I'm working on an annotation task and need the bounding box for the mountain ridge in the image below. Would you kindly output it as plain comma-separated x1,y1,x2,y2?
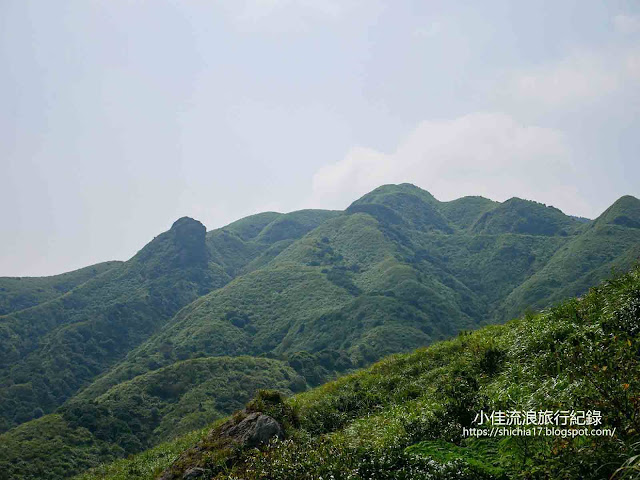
1,184,639,479
73,265,640,480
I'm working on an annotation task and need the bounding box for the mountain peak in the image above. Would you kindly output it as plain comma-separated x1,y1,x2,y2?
348,183,451,232
171,216,206,232
471,197,579,236
168,217,207,252
594,195,640,229
132,217,208,276
355,183,438,204
608,195,640,212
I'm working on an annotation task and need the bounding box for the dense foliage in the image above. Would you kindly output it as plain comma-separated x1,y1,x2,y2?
0,357,305,480
0,211,336,434
0,218,222,432
0,261,121,316
1,184,640,479
77,265,640,480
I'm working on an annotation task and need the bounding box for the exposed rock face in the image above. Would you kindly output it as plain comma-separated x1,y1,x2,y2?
169,217,208,267
216,412,284,448
158,412,284,480
132,216,210,281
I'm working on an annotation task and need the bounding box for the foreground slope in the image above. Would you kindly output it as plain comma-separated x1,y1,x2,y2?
77,265,640,480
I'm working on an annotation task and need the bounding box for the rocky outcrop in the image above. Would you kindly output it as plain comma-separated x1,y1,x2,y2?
158,412,284,480
216,412,284,448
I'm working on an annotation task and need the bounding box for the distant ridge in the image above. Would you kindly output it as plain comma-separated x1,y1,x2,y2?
593,194,640,229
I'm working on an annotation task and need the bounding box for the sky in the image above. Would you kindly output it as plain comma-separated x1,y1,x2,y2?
1,0,639,276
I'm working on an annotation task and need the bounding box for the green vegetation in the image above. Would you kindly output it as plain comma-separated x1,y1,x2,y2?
594,195,640,230
78,265,640,479
437,195,499,230
0,261,121,316
0,218,223,432
0,414,122,480
0,357,302,480
64,356,303,445
498,202,640,320
471,197,586,236
0,211,336,435
206,209,340,278
1,184,640,479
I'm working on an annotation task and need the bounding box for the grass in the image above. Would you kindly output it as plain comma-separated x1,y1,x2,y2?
72,428,208,480
76,265,640,480
0,261,121,316
3,184,640,480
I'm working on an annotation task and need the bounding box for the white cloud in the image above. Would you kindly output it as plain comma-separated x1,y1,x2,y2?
614,14,640,34
309,113,594,217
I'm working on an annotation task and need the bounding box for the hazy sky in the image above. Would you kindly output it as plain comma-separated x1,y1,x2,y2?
2,0,639,276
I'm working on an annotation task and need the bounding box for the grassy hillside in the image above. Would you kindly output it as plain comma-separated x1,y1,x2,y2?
498,196,640,320
437,196,499,230
64,356,303,445
73,265,640,480
594,195,640,230
0,211,336,435
471,197,585,236
205,209,340,278
0,261,121,316
349,184,453,232
0,218,223,432
74,206,489,405
0,357,303,480
2,184,639,479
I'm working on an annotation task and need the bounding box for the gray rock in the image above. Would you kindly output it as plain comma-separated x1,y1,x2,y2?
218,412,284,448
157,412,284,480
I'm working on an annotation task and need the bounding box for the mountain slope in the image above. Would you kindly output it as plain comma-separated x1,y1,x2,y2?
0,210,339,435
497,196,640,319
75,265,640,480
205,209,339,278
593,194,640,229
471,197,585,236
0,357,301,480
438,195,499,230
0,218,223,431
75,208,482,406
0,261,121,316
1,185,639,480
348,183,453,232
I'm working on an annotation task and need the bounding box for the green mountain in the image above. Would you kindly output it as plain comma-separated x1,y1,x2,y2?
594,195,640,229
0,184,639,479
497,195,640,319
75,264,640,480
470,197,582,236
0,210,337,434
0,217,222,432
0,261,121,316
